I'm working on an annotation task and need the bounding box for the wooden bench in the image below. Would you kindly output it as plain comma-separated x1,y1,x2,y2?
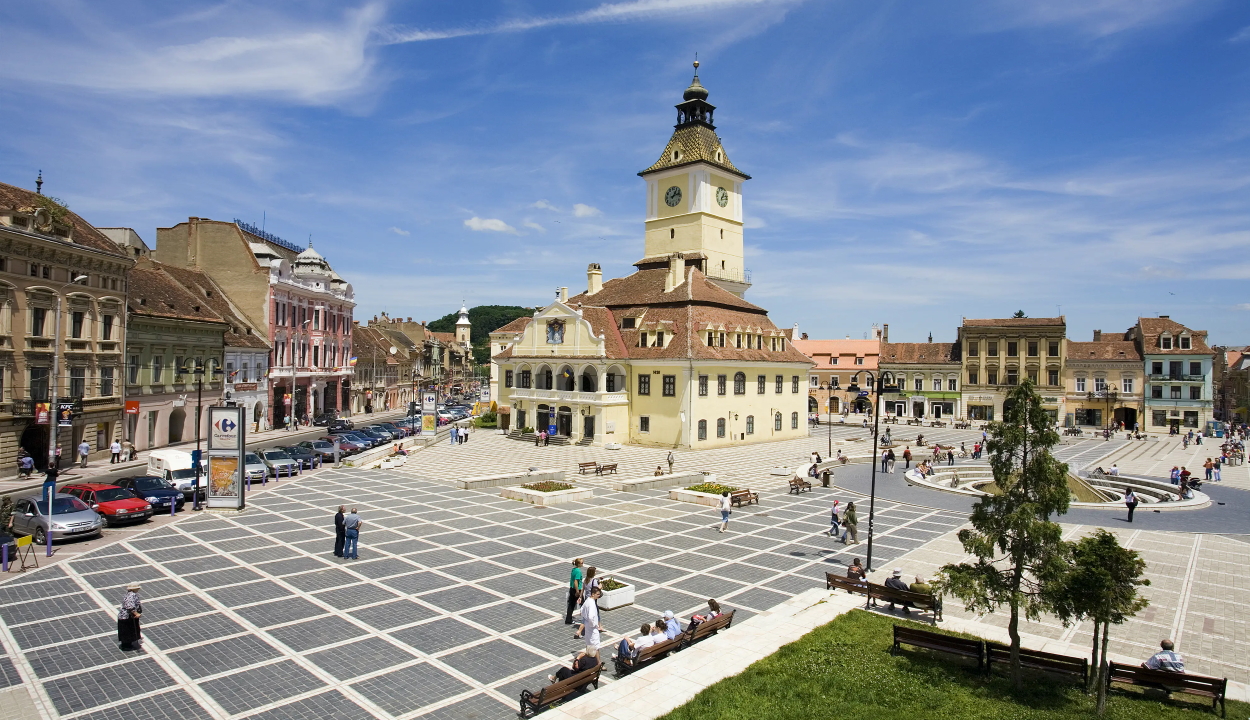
866,582,942,625
891,625,983,669
986,642,1087,684
683,610,734,647
730,489,758,507
788,478,812,494
1106,662,1227,717
613,634,682,676
519,661,602,717
826,572,869,595
595,463,618,475
577,462,599,474
906,419,922,425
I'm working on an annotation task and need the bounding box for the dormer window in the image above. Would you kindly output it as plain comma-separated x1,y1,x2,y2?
621,317,636,329
1179,335,1191,349
639,332,648,348
706,331,714,346
1160,333,1172,350
654,331,665,347
671,149,682,162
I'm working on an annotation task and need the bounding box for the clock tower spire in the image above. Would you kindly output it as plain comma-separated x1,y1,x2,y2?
638,62,751,296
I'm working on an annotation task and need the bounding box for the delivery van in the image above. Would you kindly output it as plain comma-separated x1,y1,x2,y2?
146,448,205,500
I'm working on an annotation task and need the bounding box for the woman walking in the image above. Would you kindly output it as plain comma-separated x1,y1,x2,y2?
117,584,143,650
565,558,583,625
840,501,859,544
718,491,732,533
1124,488,1138,523
826,500,842,537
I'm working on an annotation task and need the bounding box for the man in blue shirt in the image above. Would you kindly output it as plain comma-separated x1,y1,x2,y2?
1143,639,1184,672
662,611,681,639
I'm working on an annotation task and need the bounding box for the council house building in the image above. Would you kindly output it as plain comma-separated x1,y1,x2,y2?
492,64,812,448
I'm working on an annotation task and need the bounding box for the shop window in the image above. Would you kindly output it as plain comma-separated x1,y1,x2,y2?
1183,411,1198,428
1151,410,1167,426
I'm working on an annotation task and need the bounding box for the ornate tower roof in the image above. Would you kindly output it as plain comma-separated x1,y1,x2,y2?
456,304,471,326
639,61,748,179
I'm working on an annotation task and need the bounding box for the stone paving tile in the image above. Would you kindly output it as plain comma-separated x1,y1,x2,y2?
347,557,423,579
42,657,174,714
438,639,549,684
351,661,473,716
141,592,217,620
267,615,364,653
419,585,505,613
725,586,792,612
442,561,514,582
379,571,459,595
281,569,358,593
74,689,215,720
25,636,138,678
633,586,706,615
252,556,335,576
460,601,554,633
349,599,440,631
82,576,186,600
411,693,515,720
181,566,265,589
0,656,21,688
0,578,83,605
237,597,328,628
147,612,248,650
199,659,326,715
9,610,116,650
68,553,149,575
238,689,367,720
0,593,97,625
167,634,284,679
390,618,491,655
206,580,294,607
477,572,555,598
409,548,477,568
312,583,400,609
306,635,420,680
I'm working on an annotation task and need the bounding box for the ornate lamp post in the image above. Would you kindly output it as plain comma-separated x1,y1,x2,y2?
1087,387,1120,430
179,359,224,510
819,379,840,457
847,370,898,571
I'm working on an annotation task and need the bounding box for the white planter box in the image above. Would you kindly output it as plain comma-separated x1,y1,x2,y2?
668,488,727,508
501,485,593,506
604,442,622,450
599,583,635,610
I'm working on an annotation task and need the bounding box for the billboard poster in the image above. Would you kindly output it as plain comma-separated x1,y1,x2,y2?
34,403,50,425
422,413,436,434
207,406,246,510
208,456,240,498
421,391,437,436
124,400,140,415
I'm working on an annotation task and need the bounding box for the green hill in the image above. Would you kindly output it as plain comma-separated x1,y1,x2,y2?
427,305,534,365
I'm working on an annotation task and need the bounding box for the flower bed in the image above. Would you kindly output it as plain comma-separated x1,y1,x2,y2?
686,482,738,495
521,481,575,492
599,577,635,610
601,577,627,591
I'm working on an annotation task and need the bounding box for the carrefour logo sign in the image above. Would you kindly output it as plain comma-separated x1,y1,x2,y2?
210,411,242,449
215,418,237,433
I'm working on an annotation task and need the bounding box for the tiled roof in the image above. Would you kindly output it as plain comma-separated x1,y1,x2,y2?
791,339,880,367
0,181,129,257
639,124,749,179
429,331,458,343
963,317,1065,328
1066,341,1141,362
1135,317,1212,355
568,264,764,312
128,263,228,328
878,342,961,364
158,265,270,349
492,317,533,334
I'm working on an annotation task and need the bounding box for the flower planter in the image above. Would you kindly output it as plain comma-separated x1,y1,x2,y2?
501,485,594,506
599,583,635,610
668,488,726,507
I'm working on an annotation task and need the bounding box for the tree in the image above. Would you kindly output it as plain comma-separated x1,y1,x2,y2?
1012,310,1027,318
1047,529,1149,714
935,380,1070,687
427,305,535,365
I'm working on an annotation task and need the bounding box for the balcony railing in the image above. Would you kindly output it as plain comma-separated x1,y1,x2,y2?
1149,374,1205,382
508,388,628,405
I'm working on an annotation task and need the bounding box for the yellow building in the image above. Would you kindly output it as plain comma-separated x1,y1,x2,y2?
1062,333,1143,429
959,317,1067,422
492,65,812,448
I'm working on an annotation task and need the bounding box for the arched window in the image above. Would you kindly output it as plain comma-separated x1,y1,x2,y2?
791,412,799,429
745,415,754,434
774,412,782,431
733,372,746,395
698,419,707,440
716,418,726,438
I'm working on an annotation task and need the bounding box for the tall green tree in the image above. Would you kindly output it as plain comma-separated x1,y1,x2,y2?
427,305,535,365
1048,529,1149,714
935,380,1070,687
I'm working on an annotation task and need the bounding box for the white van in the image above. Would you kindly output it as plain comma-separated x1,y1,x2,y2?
146,448,205,500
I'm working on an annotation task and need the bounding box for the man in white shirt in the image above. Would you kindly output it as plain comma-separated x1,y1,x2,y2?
110,440,122,464
580,587,602,657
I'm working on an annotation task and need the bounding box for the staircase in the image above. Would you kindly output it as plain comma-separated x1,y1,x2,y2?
506,431,570,446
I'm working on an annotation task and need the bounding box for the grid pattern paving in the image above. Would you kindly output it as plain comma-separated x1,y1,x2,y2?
0,435,968,720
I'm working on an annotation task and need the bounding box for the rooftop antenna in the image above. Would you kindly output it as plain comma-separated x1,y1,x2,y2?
35,170,43,195
262,210,266,233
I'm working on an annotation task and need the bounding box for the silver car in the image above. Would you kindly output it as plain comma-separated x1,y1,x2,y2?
242,452,268,483
260,449,301,478
10,493,102,543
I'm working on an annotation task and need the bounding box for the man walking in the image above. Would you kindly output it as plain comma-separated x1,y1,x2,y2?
579,587,603,658
110,440,122,464
333,506,346,558
903,446,911,469
880,448,890,474
840,501,859,544
342,507,362,559
666,451,675,474
77,440,91,468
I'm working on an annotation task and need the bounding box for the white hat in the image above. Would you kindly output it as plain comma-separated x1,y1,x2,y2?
663,610,675,619
892,568,903,576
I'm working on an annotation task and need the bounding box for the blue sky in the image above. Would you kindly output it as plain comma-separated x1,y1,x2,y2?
2,0,1248,345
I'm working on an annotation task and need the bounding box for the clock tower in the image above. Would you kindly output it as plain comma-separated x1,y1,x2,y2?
639,62,751,296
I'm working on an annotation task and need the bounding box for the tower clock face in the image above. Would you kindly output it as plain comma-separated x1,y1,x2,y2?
715,187,729,207
664,186,682,207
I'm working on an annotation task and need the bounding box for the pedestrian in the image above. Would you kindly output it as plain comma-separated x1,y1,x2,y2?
880,448,889,473
1213,457,1222,482
1124,488,1138,523
718,491,731,533
947,449,954,466
667,451,675,474
535,431,541,447
826,500,842,537
580,566,600,606
0,496,14,537
840,501,859,544
110,440,122,464
77,440,90,468
333,505,346,558
17,454,33,479
342,507,362,559
886,448,896,474
544,430,550,446
122,439,133,461
117,584,143,650
450,427,458,445
54,446,61,469
1179,467,1191,486
565,558,584,625
846,557,866,589
1203,458,1213,481
579,587,603,657
903,446,912,469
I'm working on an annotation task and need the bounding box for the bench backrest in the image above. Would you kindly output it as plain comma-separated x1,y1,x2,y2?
894,625,983,655
579,462,598,468
1107,662,1227,695
687,610,734,643
826,572,868,594
536,662,602,705
867,582,937,606
637,636,682,662
986,642,1086,675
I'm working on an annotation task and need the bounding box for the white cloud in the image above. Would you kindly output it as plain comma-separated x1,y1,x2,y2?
1231,25,1250,43
981,0,1208,38
743,215,767,229
389,227,410,236
1236,303,1250,311
573,203,602,217
531,200,560,211
523,221,547,232
464,217,518,233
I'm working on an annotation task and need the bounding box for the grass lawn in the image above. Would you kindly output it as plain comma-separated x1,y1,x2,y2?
660,609,1244,720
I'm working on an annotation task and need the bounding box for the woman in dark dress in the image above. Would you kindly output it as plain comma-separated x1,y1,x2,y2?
117,584,143,650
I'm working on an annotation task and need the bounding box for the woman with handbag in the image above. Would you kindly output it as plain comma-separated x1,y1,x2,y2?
718,491,732,533
117,584,143,650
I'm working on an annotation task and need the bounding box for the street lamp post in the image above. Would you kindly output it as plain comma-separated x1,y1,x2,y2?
45,274,88,555
847,370,898,572
1087,387,1120,434
180,360,224,510
820,379,840,457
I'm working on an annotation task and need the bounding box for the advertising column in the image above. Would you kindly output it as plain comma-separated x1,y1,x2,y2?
207,406,246,510
421,391,437,436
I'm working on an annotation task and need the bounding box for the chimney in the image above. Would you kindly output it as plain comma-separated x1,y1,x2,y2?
664,253,684,293
558,287,569,302
871,324,880,340
1159,314,1170,319
587,263,602,295
882,323,889,343
801,332,809,340
1092,329,1102,341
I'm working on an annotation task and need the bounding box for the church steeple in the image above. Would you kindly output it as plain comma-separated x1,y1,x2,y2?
676,61,715,128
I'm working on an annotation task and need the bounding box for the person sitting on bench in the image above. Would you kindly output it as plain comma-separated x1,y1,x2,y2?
661,610,682,639
615,623,655,666
1142,639,1185,673
548,649,598,684
654,466,664,476
885,568,913,614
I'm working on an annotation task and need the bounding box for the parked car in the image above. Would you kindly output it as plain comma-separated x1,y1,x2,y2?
113,476,185,512
366,425,396,441
312,412,339,426
9,494,102,543
147,448,205,500
280,445,317,468
242,453,268,483
318,435,363,454
356,428,387,444
341,430,380,448
328,419,354,432
260,449,301,477
60,484,153,528
297,440,339,461
378,422,409,438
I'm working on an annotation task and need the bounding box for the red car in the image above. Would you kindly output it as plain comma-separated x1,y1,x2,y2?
61,483,153,527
